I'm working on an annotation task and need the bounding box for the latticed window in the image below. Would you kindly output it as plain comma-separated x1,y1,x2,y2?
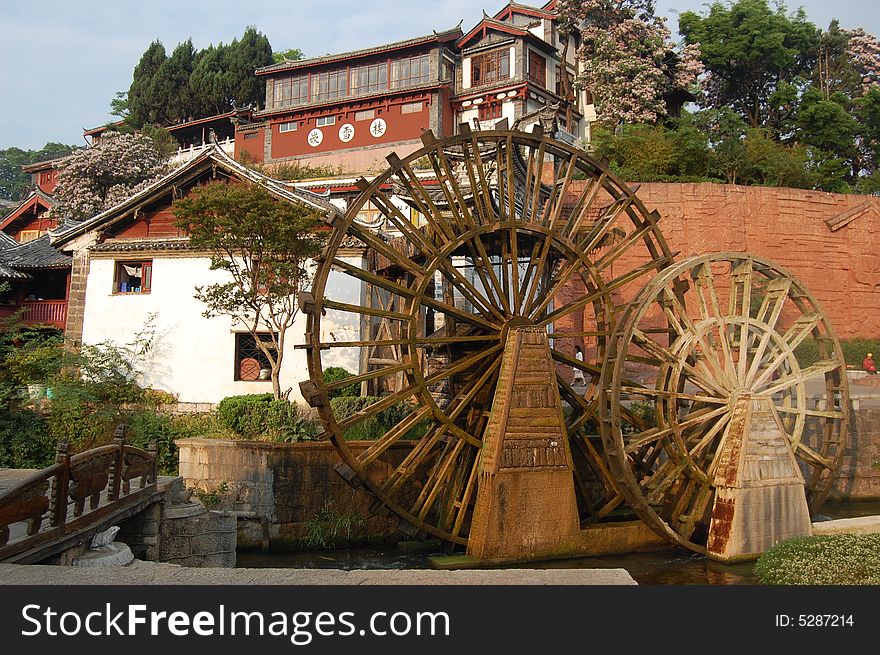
234,332,277,381
350,62,388,95
391,54,431,89
478,102,503,121
274,76,309,107
528,50,546,87
471,49,510,86
312,70,347,102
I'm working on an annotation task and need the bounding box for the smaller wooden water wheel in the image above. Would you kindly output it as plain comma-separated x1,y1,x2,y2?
599,253,849,553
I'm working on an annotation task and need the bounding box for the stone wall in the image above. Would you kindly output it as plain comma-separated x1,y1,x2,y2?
612,182,880,340
178,424,880,552
117,477,237,567
829,408,880,501
176,439,409,549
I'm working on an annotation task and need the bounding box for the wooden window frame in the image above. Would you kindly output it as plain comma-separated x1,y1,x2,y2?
470,49,510,87
390,53,431,89
478,102,503,121
113,259,152,295
528,50,546,87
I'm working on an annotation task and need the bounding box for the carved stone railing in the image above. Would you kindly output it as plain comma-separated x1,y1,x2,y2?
0,425,157,561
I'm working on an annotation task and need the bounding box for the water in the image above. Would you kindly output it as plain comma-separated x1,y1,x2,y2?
236,501,880,585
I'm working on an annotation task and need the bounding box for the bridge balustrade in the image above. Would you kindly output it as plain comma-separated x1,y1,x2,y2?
0,425,157,561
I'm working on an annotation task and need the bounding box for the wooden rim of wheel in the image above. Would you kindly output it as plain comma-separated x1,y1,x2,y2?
303,125,675,544
599,253,849,553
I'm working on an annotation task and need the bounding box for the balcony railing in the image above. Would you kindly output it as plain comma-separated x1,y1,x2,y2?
0,300,68,329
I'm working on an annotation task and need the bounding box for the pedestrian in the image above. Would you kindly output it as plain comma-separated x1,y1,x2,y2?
864,352,877,375
573,345,586,386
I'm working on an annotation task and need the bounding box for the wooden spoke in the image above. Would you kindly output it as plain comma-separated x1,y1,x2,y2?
356,406,434,466
537,256,673,327
424,343,504,386
327,362,412,391
600,253,848,554
309,129,678,546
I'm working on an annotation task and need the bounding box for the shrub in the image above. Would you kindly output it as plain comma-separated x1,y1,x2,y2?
330,395,424,440
0,409,54,469
216,393,320,441
126,409,176,475
755,534,880,585
323,366,358,399
217,393,274,437
795,337,880,369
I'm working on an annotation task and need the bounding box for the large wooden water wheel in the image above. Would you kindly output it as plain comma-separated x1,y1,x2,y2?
300,125,675,545
598,253,849,553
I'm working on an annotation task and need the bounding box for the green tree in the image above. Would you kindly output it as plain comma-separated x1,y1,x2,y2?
856,85,880,173
795,86,859,190
815,20,863,100
0,143,78,201
272,48,304,64
226,27,274,108
189,44,231,117
150,39,198,124
127,40,168,127
173,182,325,399
680,0,819,130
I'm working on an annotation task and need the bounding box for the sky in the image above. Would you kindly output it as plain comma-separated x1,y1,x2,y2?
0,0,877,151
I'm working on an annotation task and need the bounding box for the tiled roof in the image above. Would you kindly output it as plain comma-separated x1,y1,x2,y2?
2,235,71,269
256,27,462,75
91,238,194,252
51,143,337,247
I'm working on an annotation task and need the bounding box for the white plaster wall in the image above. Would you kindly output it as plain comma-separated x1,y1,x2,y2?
460,107,479,126
81,254,362,405
502,99,516,124
462,58,471,89
529,20,544,41
509,46,516,78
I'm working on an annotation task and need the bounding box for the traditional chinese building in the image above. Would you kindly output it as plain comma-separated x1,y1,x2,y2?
232,2,591,174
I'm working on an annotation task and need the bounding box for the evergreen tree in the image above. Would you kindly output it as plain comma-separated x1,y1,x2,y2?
150,39,197,124
127,40,167,127
226,27,274,109
189,44,231,117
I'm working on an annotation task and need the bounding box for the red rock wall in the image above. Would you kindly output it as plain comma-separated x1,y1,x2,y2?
600,182,880,339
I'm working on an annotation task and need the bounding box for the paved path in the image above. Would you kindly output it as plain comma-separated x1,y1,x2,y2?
0,561,636,585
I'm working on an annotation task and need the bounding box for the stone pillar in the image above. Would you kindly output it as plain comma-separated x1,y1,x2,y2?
707,395,812,562
467,327,580,561
64,249,90,347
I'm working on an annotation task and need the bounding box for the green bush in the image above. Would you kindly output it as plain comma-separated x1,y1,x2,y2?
126,409,176,475
217,393,274,437
323,366,358,399
755,534,880,585
330,395,425,440
217,393,320,441
0,409,54,469
795,338,880,369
